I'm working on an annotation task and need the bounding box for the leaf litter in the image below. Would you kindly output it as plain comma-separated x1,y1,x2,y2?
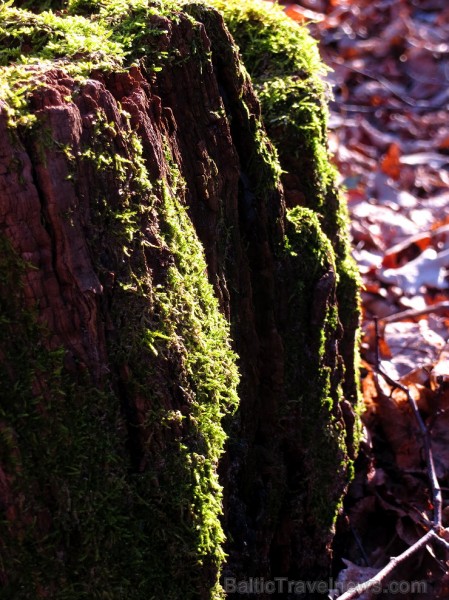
266,0,449,595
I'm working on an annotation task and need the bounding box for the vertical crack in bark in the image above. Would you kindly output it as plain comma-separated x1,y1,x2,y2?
0,2,359,596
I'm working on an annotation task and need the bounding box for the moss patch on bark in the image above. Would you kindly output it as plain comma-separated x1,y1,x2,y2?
0,0,360,596
0,108,239,599
208,0,361,409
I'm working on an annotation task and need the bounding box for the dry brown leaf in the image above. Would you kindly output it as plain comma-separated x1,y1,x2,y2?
381,143,402,180
283,3,325,22
333,560,381,600
382,320,446,378
430,342,449,391
379,248,449,295
382,233,431,269
371,381,422,471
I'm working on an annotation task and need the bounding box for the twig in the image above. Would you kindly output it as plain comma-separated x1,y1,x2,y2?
342,320,448,600
373,319,442,527
334,529,449,600
373,316,380,372
381,301,449,325
377,364,442,527
350,523,371,567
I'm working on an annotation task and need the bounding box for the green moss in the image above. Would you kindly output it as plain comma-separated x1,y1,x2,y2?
0,91,238,600
154,152,240,566
1,0,184,126
79,109,239,596
185,0,284,255
184,0,360,544
1,0,193,73
0,5,123,67
210,0,361,407
206,0,325,79
205,0,331,202
0,236,148,598
205,0,329,200
258,76,334,205
1,0,361,589
283,207,349,529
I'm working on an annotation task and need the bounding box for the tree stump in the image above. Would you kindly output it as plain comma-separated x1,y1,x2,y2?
0,1,360,597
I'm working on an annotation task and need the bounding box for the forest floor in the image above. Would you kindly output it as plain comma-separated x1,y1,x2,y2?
274,0,449,596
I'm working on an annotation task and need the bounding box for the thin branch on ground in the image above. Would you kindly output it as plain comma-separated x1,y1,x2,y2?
374,318,442,527
335,319,448,599
350,524,371,567
334,529,449,600
381,301,449,325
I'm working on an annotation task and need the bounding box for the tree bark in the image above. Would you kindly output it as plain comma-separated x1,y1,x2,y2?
0,1,359,598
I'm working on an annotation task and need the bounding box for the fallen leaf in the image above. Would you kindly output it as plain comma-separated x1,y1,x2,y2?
378,248,449,295
283,3,325,22
383,320,446,377
333,560,380,600
382,233,431,269
381,143,401,180
430,342,449,391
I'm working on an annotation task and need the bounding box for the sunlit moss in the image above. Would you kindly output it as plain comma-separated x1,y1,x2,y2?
210,0,361,408
0,3,124,67
206,0,361,535
0,0,361,595
1,0,182,125
284,207,349,529
205,0,326,79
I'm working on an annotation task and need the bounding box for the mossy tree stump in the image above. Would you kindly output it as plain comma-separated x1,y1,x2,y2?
0,1,360,598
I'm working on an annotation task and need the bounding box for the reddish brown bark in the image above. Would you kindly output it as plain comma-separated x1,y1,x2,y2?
0,5,357,598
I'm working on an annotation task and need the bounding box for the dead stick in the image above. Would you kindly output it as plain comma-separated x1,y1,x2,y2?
335,530,449,600
374,316,380,371
381,301,449,325
334,530,434,600
378,364,442,527
373,319,442,526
